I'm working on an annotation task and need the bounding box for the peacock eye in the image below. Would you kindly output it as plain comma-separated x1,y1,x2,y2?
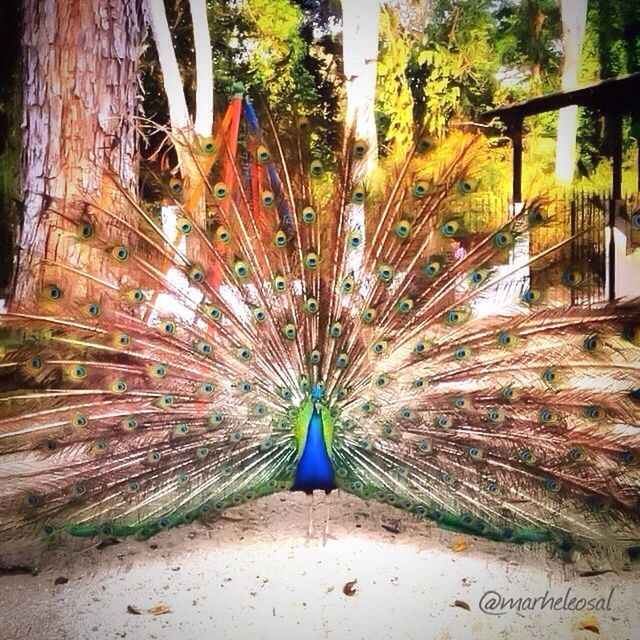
125,288,145,304
71,414,87,427
201,137,216,154
452,396,468,409
112,246,128,261
371,340,387,355
274,230,287,247
302,206,317,223
493,231,514,249
234,260,250,279
351,186,365,203
159,320,176,335
375,375,390,387
304,297,319,314
377,263,395,283
112,379,127,393
341,276,355,293
175,423,190,435
562,268,584,287
204,305,221,321
304,252,319,270
412,181,428,198
214,182,229,199
46,284,62,300
416,137,434,153
195,341,213,356
397,297,414,314
308,349,321,364
309,160,323,177
416,440,432,454
440,220,459,237
528,207,547,226
215,226,230,243
178,218,193,235
360,308,376,323
282,324,297,340
485,480,499,495
394,219,411,239
522,288,542,304
348,231,362,249
329,322,343,338
256,145,270,163
458,177,478,194
77,221,94,239
335,353,349,368
273,275,287,292
544,478,561,493
196,446,209,460
209,411,224,426
189,265,206,283
583,334,603,353
122,418,138,430
353,140,368,157
279,387,292,400
261,191,275,207
253,308,267,323
453,346,470,360
237,346,252,361
569,447,586,462
169,177,183,194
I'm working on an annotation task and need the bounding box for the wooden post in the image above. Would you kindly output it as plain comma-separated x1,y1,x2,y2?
509,118,524,204
607,110,623,301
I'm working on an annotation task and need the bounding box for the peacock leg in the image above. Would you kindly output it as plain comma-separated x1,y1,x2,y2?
306,491,314,537
324,491,331,538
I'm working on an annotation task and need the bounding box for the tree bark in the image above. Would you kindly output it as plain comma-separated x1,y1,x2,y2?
555,0,587,183
13,0,145,309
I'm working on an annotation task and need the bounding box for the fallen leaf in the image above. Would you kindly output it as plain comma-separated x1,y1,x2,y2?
147,604,172,615
453,600,470,611
127,605,141,615
343,580,357,596
450,539,468,553
381,520,402,534
578,617,600,634
54,576,69,585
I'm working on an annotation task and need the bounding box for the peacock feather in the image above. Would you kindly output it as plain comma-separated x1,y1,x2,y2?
1,86,639,564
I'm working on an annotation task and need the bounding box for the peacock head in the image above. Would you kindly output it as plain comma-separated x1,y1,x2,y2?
311,382,325,401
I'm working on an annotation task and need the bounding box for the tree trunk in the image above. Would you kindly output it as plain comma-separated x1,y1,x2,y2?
13,0,144,309
342,0,380,176
555,0,588,183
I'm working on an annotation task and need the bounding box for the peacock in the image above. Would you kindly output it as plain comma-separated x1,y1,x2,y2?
1,78,640,565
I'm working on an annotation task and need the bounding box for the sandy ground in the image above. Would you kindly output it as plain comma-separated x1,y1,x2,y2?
0,491,639,640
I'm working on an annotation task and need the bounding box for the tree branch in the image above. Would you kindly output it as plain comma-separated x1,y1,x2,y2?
146,0,190,131
189,0,214,137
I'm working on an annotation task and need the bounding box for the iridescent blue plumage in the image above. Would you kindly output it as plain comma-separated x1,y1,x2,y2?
293,386,335,493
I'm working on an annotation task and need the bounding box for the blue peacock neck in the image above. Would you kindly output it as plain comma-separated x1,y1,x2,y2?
292,386,336,493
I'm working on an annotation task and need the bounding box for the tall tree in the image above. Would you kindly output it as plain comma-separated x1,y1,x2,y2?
342,0,381,174
554,0,587,183
14,0,145,308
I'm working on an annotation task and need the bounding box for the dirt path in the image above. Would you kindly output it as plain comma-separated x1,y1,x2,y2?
1,492,638,640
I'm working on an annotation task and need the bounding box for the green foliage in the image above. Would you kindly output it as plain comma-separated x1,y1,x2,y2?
576,0,640,176
375,10,415,155
409,0,499,136
493,0,561,95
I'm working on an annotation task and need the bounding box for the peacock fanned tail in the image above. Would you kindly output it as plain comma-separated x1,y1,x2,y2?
1,93,640,562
